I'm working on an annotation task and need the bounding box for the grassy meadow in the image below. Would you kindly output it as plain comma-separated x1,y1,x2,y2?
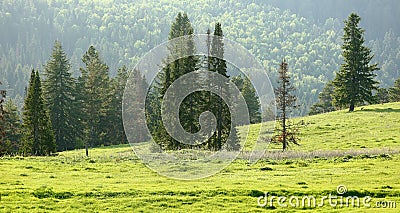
1,102,400,212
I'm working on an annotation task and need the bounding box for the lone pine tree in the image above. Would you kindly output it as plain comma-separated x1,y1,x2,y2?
333,13,379,112
273,60,300,151
124,68,149,143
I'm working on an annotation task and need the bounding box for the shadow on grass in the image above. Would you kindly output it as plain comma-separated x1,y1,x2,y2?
355,107,400,113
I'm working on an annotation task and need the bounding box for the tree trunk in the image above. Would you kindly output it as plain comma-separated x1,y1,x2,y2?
349,103,355,112
85,142,88,157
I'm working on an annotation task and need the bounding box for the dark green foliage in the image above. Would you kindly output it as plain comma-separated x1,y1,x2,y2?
107,66,130,145
79,46,111,149
208,22,236,150
241,77,261,124
152,12,199,150
309,81,335,115
147,15,239,151
332,13,379,112
272,61,300,151
148,13,204,150
389,78,400,102
0,99,21,155
125,68,149,143
21,70,56,156
232,75,261,123
375,88,390,104
43,41,77,151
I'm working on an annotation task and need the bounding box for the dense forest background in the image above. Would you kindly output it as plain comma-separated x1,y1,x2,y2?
1,0,400,116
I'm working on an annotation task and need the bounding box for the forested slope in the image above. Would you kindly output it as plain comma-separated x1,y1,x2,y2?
1,0,399,115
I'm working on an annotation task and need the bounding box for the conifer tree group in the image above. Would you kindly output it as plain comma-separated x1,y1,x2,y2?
0,40,138,156
146,13,261,151
3,11,393,155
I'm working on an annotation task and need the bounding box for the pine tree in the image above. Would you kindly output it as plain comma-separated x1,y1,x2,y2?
175,13,201,148
147,16,240,151
125,68,149,143
376,88,390,104
2,99,22,155
332,13,379,112
241,77,261,124
209,22,231,150
79,46,111,155
21,70,56,156
43,41,77,151
152,12,200,150
231,75,261,124
107,66,129,145
309,81,335,115
272,61,300,151
389,78,400,102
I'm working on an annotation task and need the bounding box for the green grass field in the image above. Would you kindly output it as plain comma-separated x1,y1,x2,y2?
1,103,400,212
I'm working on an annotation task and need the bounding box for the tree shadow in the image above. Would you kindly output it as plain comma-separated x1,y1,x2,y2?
359,107,400,113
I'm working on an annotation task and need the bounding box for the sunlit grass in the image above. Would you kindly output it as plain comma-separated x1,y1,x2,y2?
0,102,400,212
1,149,400,212
241,102,400,152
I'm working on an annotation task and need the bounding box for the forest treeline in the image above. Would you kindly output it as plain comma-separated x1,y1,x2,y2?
0,41,131,156
1,0,400,115
1,8,400,155
0,12,263,155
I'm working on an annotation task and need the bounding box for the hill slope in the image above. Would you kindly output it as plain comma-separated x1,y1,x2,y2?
250,102,400,152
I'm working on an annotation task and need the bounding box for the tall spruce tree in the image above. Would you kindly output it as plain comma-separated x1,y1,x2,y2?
43,41,77,151
79,46,111,155
209,22,231,150
332,13,379,112
273,61,300,151
21,70,56,156
153,12,200,150
199,22,240,150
